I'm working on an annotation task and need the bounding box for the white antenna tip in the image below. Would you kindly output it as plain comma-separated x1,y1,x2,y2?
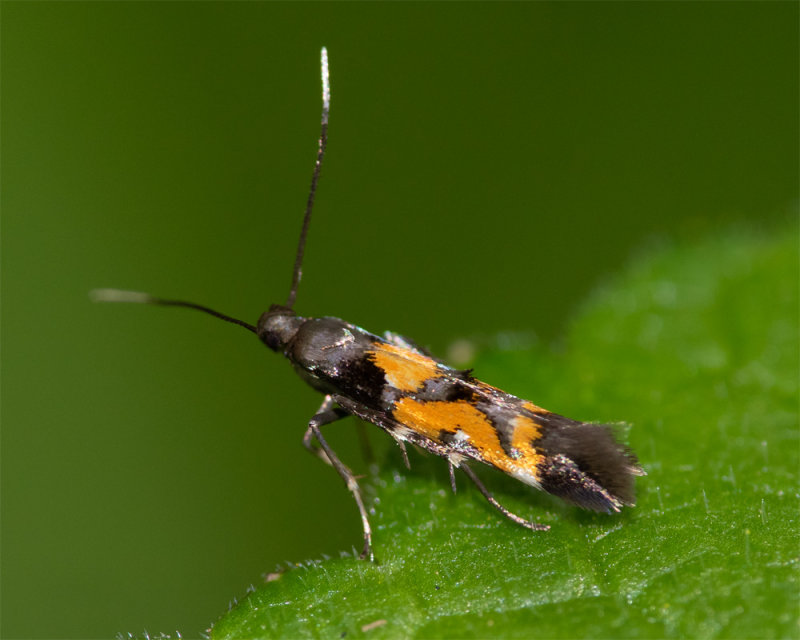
320,46,330,114
89,288,155,304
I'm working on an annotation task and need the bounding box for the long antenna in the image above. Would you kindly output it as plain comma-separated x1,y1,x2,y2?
89,289,258,334
285,46,330,309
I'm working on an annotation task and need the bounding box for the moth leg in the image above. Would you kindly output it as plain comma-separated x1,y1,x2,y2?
302,395,348,464
448,461,458,494
395,438,411,469
304,395,375,560
459,463,550,532
303,396,375,465
331,393,410,469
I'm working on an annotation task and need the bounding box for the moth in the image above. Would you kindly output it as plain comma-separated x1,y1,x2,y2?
93,48,644,560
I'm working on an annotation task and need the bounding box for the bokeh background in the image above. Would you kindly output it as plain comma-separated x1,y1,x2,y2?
2,2,797,638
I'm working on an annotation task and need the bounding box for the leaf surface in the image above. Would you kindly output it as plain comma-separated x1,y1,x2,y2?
213,221,799,639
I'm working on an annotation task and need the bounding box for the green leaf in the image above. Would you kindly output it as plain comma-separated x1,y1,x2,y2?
212,220,798,639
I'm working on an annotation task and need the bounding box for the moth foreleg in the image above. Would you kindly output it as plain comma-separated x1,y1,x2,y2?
302,395,348,464
304,395,375,561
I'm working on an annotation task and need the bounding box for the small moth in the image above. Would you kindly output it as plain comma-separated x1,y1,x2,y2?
93,48,644,560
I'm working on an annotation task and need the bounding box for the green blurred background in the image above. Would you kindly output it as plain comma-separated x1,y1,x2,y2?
2,2,796,638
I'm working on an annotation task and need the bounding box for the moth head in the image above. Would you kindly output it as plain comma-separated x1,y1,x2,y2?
257,304,304,352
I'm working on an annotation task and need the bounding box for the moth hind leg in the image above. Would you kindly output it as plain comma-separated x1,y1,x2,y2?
459,463,550,532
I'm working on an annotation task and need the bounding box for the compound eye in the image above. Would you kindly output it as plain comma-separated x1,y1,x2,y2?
263,330,282,351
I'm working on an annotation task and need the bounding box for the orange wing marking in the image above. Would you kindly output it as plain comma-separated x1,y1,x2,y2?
522,400,550,414
367,343,443,392
393,398,544,478
508,414,545,476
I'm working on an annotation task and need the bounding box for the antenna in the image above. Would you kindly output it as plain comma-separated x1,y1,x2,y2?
285,46,330,309
89,289,258,334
